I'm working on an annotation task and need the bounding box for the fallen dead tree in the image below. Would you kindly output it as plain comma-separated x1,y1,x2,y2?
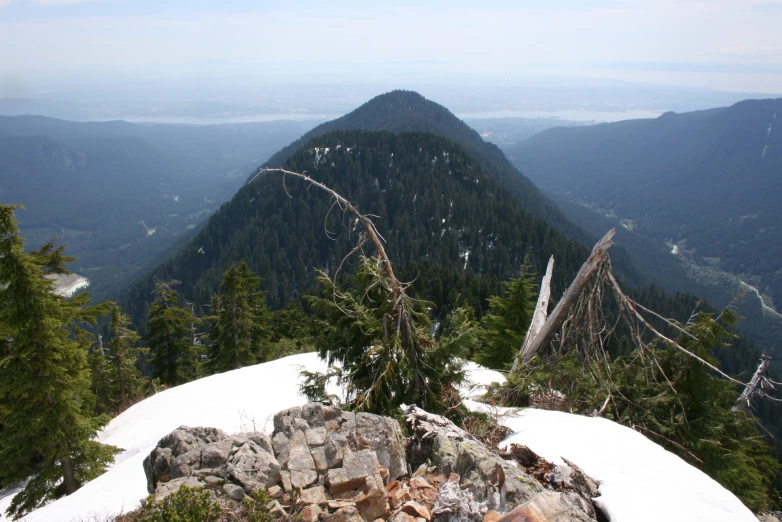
508,229,782,412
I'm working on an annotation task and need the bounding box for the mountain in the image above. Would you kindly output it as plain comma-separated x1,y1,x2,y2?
258,90,592,246
121,129,591,323
503,99,782,350
0,116,315,299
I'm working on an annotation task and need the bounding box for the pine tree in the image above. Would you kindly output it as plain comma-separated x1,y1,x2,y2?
306,256,472,415
145,280,201,386
106,306,146,410
475,256,537,369
0,205,119,518
87,333,113,416
207,262,270,373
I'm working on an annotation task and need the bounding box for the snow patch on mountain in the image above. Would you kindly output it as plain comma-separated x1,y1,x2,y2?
0,353,758,522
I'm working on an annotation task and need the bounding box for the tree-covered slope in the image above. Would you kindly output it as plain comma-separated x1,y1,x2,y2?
0,115,314,299
257,90,591,245
505,98,782,312
121,130,589,323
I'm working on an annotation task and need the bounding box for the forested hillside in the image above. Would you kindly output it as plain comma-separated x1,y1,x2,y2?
0,116,314,299
505,99,782,309
258,90,592,245
121,130,589,323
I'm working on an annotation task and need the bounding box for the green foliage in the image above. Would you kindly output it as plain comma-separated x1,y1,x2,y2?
0,204,120,519
145,282,201,386
507,308,780,511
134,486,222,522
122,112,590,326
207,262,271,373
306,256,473,416
122,487,274,522
107,306,147,410
475,257,537,369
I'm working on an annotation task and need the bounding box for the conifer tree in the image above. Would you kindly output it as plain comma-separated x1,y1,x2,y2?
307,256,472,415
0,205,119,518
107,306,146,409
145,280,201,386
475,256,537,369
87,334,113,415
207,262,270,373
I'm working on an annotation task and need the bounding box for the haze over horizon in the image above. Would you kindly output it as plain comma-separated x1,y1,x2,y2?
2,0,782,123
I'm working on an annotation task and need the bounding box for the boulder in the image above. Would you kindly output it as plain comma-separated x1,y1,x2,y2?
406,406,541,512
497,491,593,522
226,441,282,493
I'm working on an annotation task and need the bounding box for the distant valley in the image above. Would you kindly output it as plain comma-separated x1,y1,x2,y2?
501,99,782,351
0,116,317,300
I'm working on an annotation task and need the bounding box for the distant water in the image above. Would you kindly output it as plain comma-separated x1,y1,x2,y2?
88,109,661,125
457,109,663,122
94,113,343,125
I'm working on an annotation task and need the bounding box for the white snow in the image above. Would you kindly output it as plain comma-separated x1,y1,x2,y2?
762,145,768,157
497,409,757,522
740,280,782,318
45,273,90,298
2,353,757,522
670,244,679,255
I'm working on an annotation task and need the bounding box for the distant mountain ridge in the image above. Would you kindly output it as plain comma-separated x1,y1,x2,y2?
0,115,315,299
503,98,782,351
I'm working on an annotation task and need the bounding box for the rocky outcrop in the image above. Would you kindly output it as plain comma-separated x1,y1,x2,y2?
141,403,600,522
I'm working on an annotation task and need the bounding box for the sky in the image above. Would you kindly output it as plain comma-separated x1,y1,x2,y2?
1,0,782,95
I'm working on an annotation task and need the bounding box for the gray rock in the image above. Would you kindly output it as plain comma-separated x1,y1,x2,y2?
303,402,326,428
273,432,291,467
275,406,309,436
307,426,328,447
226,441,282,493
204,475,224,489
300,485,330,505
498,491,594,522
154,476,205,502
143,447,173,493
158,426,226,455
432,479,485,522
280,470,293,492
202,440,233,469
327,449,383,494
224,482,247,501
324,505,366,522
311,445,329,472
406,406,541,512
170,449,201,479
288,430,318,472
291,469,320,489
247,432,274,455
339,411,407,482
325,432,349,469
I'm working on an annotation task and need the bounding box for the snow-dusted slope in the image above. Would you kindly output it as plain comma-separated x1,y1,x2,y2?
0,353,757,522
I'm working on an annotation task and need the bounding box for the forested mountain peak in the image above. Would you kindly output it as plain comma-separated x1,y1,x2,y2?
121,129,588,324
258,90,589,243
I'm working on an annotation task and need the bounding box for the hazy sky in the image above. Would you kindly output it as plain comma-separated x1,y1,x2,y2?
2,0,782,94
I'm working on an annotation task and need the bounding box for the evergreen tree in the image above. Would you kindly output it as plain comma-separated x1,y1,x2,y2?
475,256,537,369
0,205,119,518
107,306,146,410
87,333,113,416
207,262,270,373
306,256,473,416
145,280,201,386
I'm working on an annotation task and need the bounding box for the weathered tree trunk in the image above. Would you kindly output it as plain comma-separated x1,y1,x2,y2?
60,453,79,495
733,352,771,412
514,230,615,369
511,256,554,374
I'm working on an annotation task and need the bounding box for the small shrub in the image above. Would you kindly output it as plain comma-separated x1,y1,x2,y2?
122,486,222,522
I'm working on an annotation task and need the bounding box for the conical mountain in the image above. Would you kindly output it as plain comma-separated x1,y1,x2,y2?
121,129,589,322
258,90,590,244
